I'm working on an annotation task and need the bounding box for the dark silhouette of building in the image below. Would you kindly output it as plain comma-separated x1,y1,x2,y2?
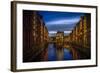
64,14,91,59
23,10,49,62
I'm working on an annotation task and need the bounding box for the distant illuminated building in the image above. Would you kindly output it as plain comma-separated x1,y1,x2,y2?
56,31,64,48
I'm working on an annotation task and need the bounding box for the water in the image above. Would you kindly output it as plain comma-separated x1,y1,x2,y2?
48,44,57,61
47,43,73,61
63,48,73,60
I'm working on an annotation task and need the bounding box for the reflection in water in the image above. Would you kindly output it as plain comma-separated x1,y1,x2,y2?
47,43,73,61
63,48,73,60
48,44,57,61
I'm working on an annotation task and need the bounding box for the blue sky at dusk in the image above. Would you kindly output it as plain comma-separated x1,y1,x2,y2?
39,11,84,37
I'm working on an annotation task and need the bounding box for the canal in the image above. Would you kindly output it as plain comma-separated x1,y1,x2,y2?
47,43,73,61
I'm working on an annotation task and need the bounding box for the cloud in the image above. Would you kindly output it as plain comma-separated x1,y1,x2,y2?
49,31,72,37
46,18,80,25
47,23,76,31
49,31,57,34
64,31,72,33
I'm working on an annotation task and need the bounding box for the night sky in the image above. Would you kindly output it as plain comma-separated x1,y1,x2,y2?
39,11,84,37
